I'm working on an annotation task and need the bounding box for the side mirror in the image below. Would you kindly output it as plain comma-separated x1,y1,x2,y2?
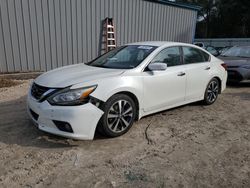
148,62,167,71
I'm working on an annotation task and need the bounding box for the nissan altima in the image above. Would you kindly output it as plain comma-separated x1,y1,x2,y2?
27,42,227,140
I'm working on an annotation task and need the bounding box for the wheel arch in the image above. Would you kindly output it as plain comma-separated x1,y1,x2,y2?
113,91,140,120
95,90,141,137
213,76,222,94
91,82,143,120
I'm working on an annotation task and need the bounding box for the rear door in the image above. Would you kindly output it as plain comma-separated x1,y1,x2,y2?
182,46,211,101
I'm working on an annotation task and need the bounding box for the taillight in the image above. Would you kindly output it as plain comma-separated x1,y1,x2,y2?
221,63,227,71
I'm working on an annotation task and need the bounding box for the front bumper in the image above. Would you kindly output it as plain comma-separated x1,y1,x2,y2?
27,92,104,140
227,67,250,81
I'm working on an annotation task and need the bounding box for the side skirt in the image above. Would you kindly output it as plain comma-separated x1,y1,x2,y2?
138,97,204,119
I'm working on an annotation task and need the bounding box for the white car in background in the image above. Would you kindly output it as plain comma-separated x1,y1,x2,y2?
27,42,227,140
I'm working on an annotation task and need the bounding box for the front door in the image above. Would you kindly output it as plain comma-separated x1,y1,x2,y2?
142,47,186,112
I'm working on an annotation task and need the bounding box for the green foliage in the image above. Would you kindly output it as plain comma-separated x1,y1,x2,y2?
176,0,250,38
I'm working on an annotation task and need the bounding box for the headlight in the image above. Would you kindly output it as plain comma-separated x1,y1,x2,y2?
47,85,97,106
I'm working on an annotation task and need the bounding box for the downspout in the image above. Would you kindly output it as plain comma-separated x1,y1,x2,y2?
192,11,198,44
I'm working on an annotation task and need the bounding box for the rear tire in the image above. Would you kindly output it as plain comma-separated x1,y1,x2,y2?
97,94,136,137
203,78,220,105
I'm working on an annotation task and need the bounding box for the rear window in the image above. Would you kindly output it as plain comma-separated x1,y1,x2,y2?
222,46,250,58
183,47,210,64
201,50,210,61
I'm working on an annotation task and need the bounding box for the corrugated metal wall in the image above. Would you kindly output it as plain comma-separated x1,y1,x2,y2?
0,0,197,73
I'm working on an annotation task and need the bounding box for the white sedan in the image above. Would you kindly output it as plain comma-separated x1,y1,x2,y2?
27,42,227,140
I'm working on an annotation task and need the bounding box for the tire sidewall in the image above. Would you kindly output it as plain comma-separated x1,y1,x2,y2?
204,78,219,105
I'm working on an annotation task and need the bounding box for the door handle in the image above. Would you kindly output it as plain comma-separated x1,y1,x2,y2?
177,72,186,76
205,67,211,70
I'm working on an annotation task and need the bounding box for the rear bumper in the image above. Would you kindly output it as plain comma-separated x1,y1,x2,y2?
27,92,104,140
221,70,227,92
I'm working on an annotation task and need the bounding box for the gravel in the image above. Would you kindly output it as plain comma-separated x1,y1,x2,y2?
0,80,249,187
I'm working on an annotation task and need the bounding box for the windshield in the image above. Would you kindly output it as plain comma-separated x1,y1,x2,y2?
221,46,250,58
87,45,157,69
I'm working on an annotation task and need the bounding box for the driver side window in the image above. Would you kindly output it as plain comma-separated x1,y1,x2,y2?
151,47,182,67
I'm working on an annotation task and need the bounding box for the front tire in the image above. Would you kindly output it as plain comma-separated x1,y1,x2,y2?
98,94,136,137
203,78,220,105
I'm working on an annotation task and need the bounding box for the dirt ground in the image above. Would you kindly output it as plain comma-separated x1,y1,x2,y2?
0,79,249,188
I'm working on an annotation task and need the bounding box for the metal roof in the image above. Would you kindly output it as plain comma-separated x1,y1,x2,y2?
148,0,201,11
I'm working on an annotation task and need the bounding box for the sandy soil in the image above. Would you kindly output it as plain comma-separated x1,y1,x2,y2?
0,80,249,188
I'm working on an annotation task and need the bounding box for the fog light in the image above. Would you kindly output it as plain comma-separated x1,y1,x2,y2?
53,120,74,133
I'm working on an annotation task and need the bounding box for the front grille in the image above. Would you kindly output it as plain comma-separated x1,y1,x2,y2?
30,109,39,120
31,83,50,100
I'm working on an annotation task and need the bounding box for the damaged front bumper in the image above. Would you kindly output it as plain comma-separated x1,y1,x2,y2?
27,92,104,140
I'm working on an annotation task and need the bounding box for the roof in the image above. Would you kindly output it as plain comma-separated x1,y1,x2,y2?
148,0,201,11
126,41,213,59
127,41,193,47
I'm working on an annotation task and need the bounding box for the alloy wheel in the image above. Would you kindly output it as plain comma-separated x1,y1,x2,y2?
107,100,133,133
207,80,219,103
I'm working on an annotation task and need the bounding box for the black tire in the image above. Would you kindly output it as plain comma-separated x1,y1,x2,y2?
203,78,220,105
97,94,137,137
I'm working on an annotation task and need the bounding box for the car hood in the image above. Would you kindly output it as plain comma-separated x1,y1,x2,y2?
35,63,125,88
218,56,250,67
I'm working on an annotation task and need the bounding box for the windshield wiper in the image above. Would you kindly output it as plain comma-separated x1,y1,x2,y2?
91,64,108,68
84,61,93,65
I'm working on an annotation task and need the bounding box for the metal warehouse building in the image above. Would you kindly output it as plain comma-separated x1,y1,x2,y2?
0,0,199,73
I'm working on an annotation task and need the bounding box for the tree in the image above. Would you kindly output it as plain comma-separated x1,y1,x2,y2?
216,0,250,37
176,0,218,37
176,0,250,38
